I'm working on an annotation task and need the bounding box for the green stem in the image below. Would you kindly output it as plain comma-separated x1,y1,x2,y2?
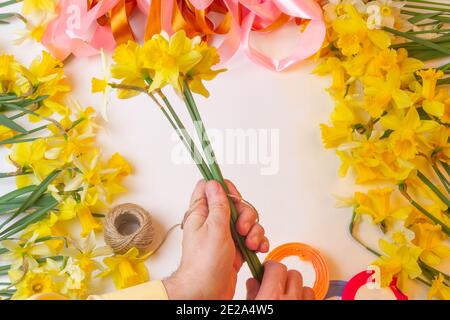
182,81,263,282
432,164,450,195
404,4,450,13
0,170,31,178
407,0,450,6
417,171,450,208
384,26,450,56
399,184,450,236
441,161,450,176
156,91,213,181
0,0,19,8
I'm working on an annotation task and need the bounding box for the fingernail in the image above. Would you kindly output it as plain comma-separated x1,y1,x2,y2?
206,180,220,194
260,242,269,252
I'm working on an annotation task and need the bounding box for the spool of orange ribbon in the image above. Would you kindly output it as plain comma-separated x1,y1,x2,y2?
265,242,330,300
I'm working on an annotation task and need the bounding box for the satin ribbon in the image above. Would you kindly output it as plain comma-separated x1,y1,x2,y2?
146,0,325,71
41,0,146,60
265,242,330,300
240,0,326,71
41,0,326,71
341,270,408,300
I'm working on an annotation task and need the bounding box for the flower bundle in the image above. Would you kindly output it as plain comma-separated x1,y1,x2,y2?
317,0,449,299
92,30,264,281
0,52,142,299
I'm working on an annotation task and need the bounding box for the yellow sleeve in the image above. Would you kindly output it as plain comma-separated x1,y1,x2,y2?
88,280,169,300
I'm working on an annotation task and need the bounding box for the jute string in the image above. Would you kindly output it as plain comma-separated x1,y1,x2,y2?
105,195,259,254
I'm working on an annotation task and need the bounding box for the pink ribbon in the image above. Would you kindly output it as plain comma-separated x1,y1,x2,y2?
240,0,326,71
42,0,148,60
41,0,326,71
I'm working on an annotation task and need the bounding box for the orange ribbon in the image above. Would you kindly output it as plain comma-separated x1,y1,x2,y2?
265,242,330,300
145,0,233,41
88,0,136,44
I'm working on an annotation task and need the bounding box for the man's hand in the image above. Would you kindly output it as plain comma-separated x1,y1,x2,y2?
163,179,269,300
246,261,315,300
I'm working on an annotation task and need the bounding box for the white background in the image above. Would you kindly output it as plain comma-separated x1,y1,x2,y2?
0,8,432,299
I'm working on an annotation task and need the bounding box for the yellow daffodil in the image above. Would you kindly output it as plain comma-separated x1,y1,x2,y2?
381,107,438,160
99,247,150,289
0,233,52,270
411,223,450,266
21,213,65,253
418,69,444,101
142,31,202,92
364,69,414,117
373,239,422,289
61,232,112,275
186,41,226,97
12,271,55,300
58,258,88,299
313,57,347,96
0,54,19,94
10,139,64,187
77,205,102,237
428,274,450,300
19,52,70,121
355,187,411,225
321,123,353,148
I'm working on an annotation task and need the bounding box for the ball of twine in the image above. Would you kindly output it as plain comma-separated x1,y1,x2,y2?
104,203,155,254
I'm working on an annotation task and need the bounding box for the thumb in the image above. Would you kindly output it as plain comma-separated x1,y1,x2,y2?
205,180,230,228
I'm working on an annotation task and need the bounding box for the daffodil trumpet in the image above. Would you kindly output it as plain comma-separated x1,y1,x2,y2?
93,31,264,281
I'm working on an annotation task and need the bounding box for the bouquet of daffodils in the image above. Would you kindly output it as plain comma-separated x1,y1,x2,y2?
92,31,264,281
317,0,449,299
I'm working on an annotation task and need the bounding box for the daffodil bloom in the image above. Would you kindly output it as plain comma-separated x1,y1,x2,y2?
355,187,411,225
321,123,353,148
373,239,423,289
19,52,70,121
21,213,65,253
0,54,20,94
186,42,226,97
77,205,102,237
411,223,450,266
313,57,347,96
142,31,202,92
428,274,450,300
418,69,444,101
364,69,414,117
381,107,438,160
10,139,64,187
61,232,112,275
99,247,150,289
0,233,52,270
58,258,88,299
109,41,146,99
11,271,56,299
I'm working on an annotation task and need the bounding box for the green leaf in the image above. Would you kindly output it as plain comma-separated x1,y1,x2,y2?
0,198,58,239
0,170,61,231
0,124,47,146
0,185,35,203
385,26,450,56
408,12,442,24
0,113,27,133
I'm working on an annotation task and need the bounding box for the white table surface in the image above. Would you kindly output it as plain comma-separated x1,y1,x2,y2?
0,9,430,299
